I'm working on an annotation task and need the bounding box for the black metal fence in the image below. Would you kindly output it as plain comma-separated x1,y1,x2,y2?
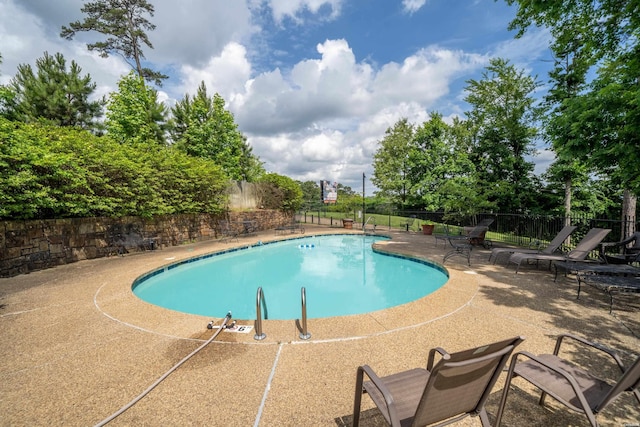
297,208,637,250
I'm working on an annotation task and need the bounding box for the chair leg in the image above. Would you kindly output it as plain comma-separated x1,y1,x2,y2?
576,277,583,300
537,391,548,406
494,357,517,426
353,367,365,427
478,407,491,427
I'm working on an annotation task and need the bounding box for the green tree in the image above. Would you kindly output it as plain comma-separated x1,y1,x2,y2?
541,158,614,217
371,118,415,209
61,0,167,85
542,51,592,223
170,82,263,181
409,113,476,211
6,52,104,130
560,55,640,192
0,85,18,121
408,114,448,210
0,53,19,121
258,173,303,212
506,0,640,227
432,118,480,216
105,71,167,145
506,0,637,67
298,180,322,209
464,58,540,212
235,134,265,182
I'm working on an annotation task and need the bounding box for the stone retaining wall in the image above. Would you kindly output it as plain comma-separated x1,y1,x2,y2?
1,210,289,277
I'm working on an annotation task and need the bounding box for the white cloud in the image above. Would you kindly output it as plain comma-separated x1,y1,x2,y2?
0,0,128,93
373,47,487,106
530,147,556,176
149,0,255,66
176,42,252,102
491,28,552,74
1,0,553,191
228,39,487,137
3,0,255,80
265,0,343,24
300,132,344,162
402,0,427,14
172,37,493,188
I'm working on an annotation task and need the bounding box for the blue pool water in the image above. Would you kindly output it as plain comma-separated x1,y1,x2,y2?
132,235,448,320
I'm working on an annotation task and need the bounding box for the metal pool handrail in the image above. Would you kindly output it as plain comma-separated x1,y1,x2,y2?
254,287,266,340
299,287,311,340
363,216,376,232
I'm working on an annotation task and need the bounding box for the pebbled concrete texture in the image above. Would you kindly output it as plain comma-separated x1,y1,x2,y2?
1,225,638,426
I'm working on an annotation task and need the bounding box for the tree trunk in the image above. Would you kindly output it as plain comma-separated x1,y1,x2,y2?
564,177,572,246
622,189,637,238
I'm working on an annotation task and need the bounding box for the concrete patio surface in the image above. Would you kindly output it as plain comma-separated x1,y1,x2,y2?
1,225,639,426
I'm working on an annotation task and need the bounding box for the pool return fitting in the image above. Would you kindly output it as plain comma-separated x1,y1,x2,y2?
94,311,232,427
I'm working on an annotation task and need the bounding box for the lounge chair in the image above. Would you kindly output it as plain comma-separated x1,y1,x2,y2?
495,333,640,426
489,225,576,264
553,255,640,282
442,226,489,266
600,231,640,264
449,219,494,246
434,219,494,248
475,218,495,227
275,217,305,235
403,215,417,232
576,271,640,312
217,220,238,242
508,228,611,274
352,336,524,427
433,224,454,247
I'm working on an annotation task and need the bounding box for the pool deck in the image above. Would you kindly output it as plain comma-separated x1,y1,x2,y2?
1,226,639,426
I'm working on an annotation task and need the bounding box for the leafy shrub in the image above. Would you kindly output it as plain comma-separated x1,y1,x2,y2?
258,173,303,212
0,118,228,219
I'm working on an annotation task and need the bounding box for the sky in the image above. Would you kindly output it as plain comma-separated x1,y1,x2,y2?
0,0,556,195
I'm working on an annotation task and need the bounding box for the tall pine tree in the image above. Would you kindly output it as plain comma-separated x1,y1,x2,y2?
8,52,104,130
170,81,263,181
61,0,167,85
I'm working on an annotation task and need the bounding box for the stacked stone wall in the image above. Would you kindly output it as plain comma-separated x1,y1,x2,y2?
1,210,290,277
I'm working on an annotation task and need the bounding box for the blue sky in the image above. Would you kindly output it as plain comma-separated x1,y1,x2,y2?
0,0,555,194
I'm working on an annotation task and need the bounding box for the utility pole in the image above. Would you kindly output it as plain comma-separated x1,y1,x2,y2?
362,173,366,227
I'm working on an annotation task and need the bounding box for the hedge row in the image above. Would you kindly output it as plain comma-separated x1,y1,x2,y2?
0,118,229,220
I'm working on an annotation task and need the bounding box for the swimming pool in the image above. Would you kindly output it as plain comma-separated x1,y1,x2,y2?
132,235,448,320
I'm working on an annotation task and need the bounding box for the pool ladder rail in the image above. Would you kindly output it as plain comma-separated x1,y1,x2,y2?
254,287,267,340
363,216,376,232
254,286,311,341
297,287,311,340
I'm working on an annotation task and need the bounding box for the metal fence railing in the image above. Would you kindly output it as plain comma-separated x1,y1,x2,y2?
297,209,637,255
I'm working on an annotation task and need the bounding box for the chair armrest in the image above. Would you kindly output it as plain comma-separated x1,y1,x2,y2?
554,334,627,374
356,365,400,425
600,236,638,257
603,235,636,248
528,240,543,250
427,347,450,370
601,241,622,249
